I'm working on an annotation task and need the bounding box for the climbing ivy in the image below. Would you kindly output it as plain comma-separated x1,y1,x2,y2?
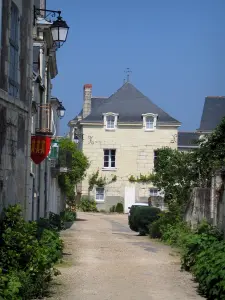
128,173,154,183
88,170,117,191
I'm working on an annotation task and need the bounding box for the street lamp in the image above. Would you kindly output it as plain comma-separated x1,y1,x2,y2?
51,16,69,48
57,102,66,119
34,6,69,48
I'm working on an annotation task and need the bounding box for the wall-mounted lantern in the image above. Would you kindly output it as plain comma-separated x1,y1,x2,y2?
56,102,66,119
34,6,69,48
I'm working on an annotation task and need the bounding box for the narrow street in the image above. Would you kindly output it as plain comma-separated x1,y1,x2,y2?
50,213,204,300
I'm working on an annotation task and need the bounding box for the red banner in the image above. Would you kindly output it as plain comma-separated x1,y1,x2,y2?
31,135,51,164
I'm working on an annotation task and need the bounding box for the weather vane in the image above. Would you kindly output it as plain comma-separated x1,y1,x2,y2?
124,68,132,82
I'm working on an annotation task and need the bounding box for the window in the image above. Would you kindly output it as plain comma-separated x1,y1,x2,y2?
145,116,154,129
149,188,159,197
103,113,118,130
96,187,104,201
104,149,116,168
142,113,157,131
106,115,115,129
9,2,19,97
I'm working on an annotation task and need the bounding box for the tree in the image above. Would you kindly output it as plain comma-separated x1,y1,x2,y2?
57,138,89,206
129,148,199,213
152,148,198,211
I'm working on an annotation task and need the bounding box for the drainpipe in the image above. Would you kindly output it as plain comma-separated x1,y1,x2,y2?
44,58,50,217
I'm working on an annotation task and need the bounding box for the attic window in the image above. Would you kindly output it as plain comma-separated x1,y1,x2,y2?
142,113,157,131
103,113,119,131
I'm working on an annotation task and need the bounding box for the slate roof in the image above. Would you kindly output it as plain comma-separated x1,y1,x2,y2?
81,82,180,125
178,132,200,148
72,97,108,121
198,96,225,132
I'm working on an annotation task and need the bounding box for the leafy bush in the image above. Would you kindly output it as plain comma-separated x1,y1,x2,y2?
157,216,225,299
115,202,124,213
149,219,162,238
192,240,225,299
109,205,116,212
60,210,77,222
78,196,98,212
0,205,63,299
129,206,161,235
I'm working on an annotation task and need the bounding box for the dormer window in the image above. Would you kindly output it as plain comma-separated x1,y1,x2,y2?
142,113,157,131
103,113,119,131
106,115,115,129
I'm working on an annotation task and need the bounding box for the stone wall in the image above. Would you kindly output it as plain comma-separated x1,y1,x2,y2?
184,187,211,228
0,0,33,217
81,124,178,209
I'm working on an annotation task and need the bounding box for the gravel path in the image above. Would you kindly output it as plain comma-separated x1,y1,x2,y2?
48,212,205,300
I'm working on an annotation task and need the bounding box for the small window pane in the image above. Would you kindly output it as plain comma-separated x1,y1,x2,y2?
146,116,154,129
104,149,109,155
111,161,115,168
96,188,104,201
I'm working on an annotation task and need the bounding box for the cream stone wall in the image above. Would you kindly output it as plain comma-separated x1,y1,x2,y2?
81,124,178,209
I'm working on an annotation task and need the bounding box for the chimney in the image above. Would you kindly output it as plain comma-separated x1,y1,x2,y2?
83,84,92,119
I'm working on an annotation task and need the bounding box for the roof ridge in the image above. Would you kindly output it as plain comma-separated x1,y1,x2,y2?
206,96,225,98
92,96,108,99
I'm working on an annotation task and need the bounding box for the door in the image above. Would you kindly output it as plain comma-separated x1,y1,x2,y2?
124,186,136,213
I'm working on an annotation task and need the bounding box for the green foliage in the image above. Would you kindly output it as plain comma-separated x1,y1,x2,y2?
129,148,200,212
88,170,117,191
115,202,124,213
192,240,225,299
193,117,225,184
0,205,63,299
58,138,89,204
157,215,225,299
128,173,154,183
60,210,77,222
128,175,136,182
109,205,116,212
129,206,161,235
78,196,98,212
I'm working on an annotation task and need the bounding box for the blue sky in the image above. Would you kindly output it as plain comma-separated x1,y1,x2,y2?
47,0,225,135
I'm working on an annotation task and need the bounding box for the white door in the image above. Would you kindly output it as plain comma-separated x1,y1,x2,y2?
124,186,136,213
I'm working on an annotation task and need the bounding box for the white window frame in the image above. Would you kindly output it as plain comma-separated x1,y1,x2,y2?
103,149,116,169
103,112,119,131
142,113,157,131
9,1,20,98
95,187,105,202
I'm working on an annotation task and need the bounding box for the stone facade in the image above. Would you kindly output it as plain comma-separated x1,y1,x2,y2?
0,0,33,217
69,83,180,211
81,123,178,210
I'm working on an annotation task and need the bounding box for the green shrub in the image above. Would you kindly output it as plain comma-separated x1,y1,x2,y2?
192,240,225,299
60,210,77,222
0,205,63,299
49,212,65,231
149,219,162,238
78,196,98,212
129,206,161,235
115,202,124,213
109,205,116,212
156,215,225,299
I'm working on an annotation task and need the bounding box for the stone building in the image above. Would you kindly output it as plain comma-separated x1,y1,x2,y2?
69,82,180,212
0,0,67,219
0,0,34,217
